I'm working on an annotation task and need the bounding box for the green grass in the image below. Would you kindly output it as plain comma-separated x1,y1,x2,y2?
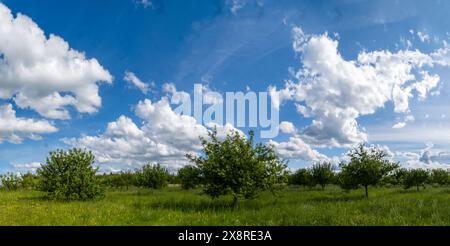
0,186,449,225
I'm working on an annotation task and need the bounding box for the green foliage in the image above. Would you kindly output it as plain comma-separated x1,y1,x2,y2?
289,168,311,187
339,143,399,198
309,162,335,190
37,148,104,200
187,129,288,205
403,169,429,191
20,172,39,189
381,168,407,186
136,163,170,189
97,171,138,189
178,165,201,190
0,173,22,191
430,169,450,186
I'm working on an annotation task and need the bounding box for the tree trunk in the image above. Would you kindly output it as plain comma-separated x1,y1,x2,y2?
321,184,325,191
232,195,238,208
416,185,419,191
365,185,369,199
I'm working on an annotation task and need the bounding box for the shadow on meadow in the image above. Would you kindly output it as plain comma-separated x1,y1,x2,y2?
133,197,265,212
307,194,366,203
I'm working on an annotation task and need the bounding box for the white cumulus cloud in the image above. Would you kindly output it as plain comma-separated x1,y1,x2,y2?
0,3,113,120
272,27,448,147
63,97,243,169
0,104,57,144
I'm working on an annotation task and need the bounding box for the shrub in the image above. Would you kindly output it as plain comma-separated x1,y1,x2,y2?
403,169,429,191
37,148,104,200
136,163,170,189
0,173,22,191
430,169,450,186
187,129,288,206
339,143,399,198
381,168,407,186
289,168,311,187
21,172,39,189
178,165,201,190
110,171,137,190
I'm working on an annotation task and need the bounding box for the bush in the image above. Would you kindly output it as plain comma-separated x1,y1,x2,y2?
187,129,288,206
0,173,22,191
289,168,311,187
381,168,407,186
178,165,201,189
37,148,104,200
109,171,137,190
430,169,450,186
403,169,429,191
136,163,170,189
21,172,39,189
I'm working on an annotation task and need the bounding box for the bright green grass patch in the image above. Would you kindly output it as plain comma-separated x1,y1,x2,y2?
0,186,449,225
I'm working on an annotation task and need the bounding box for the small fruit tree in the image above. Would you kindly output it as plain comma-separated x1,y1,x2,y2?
187,129,288,206
136,163,170,189
339,143,398,199
37,148,103,200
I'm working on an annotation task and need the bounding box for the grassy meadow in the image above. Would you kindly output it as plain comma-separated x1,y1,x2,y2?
1,185,449,226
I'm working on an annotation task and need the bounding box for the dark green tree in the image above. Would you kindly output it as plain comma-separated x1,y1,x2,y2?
339,143,399,198
21,172,39,189
178,165,201,190
403,169,429,191
187,129,288,206
37,148,103,200
309,162,335,190
430,169,450,186
289,168,311,187
136,163,170,189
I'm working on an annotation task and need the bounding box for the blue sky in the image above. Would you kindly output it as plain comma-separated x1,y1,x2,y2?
2,0,450,173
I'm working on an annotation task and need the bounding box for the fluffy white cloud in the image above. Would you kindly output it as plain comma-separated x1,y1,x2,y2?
124,71,151,94
268,137,328,161
275,27,447,147
0,3,112,120
0,104,57,144
395,144,450,169
279,121,297,135
63,97,243,169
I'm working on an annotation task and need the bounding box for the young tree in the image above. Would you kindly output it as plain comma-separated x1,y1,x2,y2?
339,143,398,198
37,148,104,200
430,169,450,186
0,173,22,191
136,163,170,189
187,129,288,206
309,162,335,190
289,168,311,187
178,165,201,190
403,169,429,191
380,168,407,186
21,172,39,189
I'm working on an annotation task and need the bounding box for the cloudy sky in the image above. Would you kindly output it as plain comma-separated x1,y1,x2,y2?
2,0,450,173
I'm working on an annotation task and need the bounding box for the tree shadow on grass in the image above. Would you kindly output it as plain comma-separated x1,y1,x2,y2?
308,195,366,203
134,199,263,212
17,196,48,202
